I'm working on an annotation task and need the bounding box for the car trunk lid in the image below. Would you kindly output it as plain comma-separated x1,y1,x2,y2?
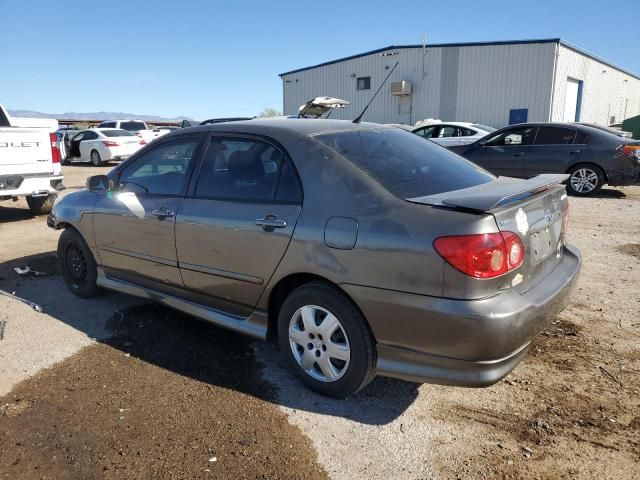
408,174,569,292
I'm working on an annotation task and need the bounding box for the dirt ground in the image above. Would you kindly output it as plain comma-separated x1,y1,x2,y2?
0,164,639,479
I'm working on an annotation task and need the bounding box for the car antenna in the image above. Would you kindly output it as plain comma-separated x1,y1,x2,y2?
353,61,398,124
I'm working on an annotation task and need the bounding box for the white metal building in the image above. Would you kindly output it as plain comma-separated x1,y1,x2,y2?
280,39,640,128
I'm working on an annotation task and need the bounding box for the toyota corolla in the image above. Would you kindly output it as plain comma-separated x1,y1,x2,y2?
48,119,581,398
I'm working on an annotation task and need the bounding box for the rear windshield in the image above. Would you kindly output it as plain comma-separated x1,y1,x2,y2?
471,123,496,132
120,121,146,131
102,129,135,137
315,128,494,198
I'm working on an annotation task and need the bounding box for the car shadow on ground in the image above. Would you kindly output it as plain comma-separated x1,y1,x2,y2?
0,204,38,223
587,188,627,199
0,252,418,426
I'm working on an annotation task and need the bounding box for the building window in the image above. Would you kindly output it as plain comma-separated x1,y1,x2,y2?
357,77,371,90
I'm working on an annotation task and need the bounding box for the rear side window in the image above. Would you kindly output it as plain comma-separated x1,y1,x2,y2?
534,127,576,145
315,128,494,198
574,131,590,144
102,129,135,137
120,121,146,131
194,137,301,203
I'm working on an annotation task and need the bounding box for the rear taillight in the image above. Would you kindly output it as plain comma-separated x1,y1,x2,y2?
434,232,524,279
620,144,640,161
102,141,120,147
49,132,60,164
139,140,147,145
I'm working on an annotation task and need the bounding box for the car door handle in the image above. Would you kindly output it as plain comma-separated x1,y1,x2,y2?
512,152,525,157
151,208,175,218
255,216,287,231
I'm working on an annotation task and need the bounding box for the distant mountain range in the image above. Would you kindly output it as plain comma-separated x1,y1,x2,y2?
8,109,194,122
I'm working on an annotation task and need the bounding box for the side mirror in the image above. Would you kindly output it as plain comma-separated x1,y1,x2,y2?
86,175,111,193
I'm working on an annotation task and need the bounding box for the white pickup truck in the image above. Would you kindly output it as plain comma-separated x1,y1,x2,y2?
0,105,64,214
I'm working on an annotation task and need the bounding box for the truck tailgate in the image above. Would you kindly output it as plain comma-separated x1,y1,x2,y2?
0,128,53,174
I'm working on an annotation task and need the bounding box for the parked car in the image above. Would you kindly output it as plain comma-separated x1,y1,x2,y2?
65,128,146,166
48,119,580,398
0,104,64,214
450,123,640,195
96,120,167,143
413,121,496,147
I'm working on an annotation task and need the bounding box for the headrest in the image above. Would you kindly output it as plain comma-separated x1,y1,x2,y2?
228,151,264,181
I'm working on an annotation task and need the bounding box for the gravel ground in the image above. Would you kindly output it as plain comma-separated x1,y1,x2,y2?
1,163,638,479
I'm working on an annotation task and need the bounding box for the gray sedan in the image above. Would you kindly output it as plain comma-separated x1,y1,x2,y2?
48,119,580,398
450,122,640,196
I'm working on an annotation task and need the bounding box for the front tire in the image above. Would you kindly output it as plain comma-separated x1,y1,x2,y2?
277,282,376,398
58,228,101,298
90,150,102,166
26,194,57,215
567,164,604,196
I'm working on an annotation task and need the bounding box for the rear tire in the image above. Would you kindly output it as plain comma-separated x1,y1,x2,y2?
26,194,57,215
567,164,604,196
277,282,376,398
58,228,101,298
90,150,102,166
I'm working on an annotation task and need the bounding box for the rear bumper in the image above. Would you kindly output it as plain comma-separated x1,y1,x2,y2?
343,244,581,386
606,165,640,186
0,173,64,198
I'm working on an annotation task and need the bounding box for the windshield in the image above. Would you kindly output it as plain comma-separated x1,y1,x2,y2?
471,124,496,132
102,129,135,137
120,121,147,131
315,128,494,198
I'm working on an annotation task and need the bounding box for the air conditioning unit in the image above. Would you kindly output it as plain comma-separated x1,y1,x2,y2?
390,81,412,96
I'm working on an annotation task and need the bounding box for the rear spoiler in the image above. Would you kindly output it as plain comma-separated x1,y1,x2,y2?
408,174,569,212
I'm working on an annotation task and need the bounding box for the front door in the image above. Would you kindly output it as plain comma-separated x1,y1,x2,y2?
93,134,203,290
175,135,302,315
466,126,536,178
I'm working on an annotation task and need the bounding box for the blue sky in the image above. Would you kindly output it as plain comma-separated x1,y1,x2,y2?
1,0,638,119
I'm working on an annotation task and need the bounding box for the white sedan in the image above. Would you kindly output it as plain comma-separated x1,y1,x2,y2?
65,128,146,166
412,121,496,147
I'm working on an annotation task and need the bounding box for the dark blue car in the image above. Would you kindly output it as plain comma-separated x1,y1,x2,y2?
450,123,640,195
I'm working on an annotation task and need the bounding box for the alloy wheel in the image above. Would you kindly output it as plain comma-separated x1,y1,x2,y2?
570,168,598,194
288,305,351,382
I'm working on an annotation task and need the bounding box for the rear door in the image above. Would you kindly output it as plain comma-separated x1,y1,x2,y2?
93,134,203,290
524,126,584,177
175,134,302,316
79,130,99,160
463,126,536,178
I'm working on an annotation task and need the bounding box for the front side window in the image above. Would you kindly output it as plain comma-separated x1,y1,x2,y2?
486,127,536,146
194,137,300,202
357,76,371,90
414,126,438,138
315,128,494,198
533,127,576,145
118,136,200,195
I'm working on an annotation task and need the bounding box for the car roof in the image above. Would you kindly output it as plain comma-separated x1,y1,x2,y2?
177,118,393,137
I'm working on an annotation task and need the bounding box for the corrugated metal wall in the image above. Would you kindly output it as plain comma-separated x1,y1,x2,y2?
551,44,640,125
281,42,557,128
